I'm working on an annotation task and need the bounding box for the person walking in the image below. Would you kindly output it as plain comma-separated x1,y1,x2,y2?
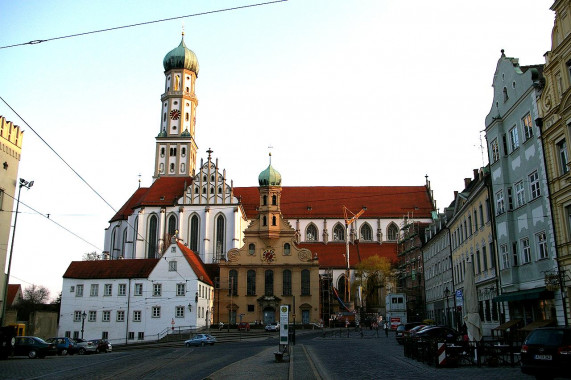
384,322,389,337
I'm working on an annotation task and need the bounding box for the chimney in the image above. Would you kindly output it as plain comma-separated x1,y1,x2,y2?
473,169,479,180
454,191,458,199
464,178,471,188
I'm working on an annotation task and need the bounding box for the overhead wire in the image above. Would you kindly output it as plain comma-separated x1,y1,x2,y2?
0,1,288,50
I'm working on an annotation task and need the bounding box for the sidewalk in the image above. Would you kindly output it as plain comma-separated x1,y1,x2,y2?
207,343,322,380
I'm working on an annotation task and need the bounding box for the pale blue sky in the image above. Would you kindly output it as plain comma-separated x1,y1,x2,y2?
0,0,555,297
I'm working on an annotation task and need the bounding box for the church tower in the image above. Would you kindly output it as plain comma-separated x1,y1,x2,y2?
154,32,199,179
257,154,283,240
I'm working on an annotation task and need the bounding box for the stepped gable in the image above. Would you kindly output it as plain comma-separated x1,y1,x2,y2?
298,242,398,268
63,259,159,279
234,186,433,219
177,241,213,286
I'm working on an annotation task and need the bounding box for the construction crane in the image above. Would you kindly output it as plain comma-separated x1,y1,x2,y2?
343,206,365,304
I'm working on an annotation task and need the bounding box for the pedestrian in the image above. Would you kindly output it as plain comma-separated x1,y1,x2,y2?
384,322,389,337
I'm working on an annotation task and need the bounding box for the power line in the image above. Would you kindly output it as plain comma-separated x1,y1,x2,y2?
0,1,288,50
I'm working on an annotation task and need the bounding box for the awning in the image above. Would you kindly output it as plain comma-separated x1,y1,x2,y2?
492,287,554,303
520,319,555,331
492,318,522,331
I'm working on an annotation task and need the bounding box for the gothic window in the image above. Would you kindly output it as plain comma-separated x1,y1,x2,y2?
110,226,117,258
301,269,310,296
306,224,318,241
265,270,274,296
337,275,347,302
148,215,158,258
122,228,127,258
215,214,225,260
229,270,238,296
333,224,345,241
168,214,177,237
387,223,399,241
247,270,256,295
283,270,292,296
133,216,138,258
360,223,372,241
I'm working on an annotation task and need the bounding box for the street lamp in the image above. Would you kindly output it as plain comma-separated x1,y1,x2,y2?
81,311,87,339
1,178,33,326
444,287,450,327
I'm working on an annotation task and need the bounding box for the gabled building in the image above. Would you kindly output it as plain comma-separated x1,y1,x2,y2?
59,241,213,343
485,51,563,327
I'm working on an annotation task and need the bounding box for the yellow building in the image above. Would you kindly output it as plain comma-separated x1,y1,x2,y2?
0,116,24,324
217,159,320,325
539,0,571,325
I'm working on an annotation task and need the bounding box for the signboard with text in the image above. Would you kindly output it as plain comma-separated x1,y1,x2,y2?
280,305,289,344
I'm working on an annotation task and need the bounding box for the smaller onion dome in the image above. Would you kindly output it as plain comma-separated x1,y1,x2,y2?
157,128,167,138
181,128,191,137
163,35,199,75
258,154,282,186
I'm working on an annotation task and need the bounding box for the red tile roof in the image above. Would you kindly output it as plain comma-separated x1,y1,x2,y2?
7,284,21,306
110,177,192,222
297,242,398,268
234,186,433,219
177,241,214,286
63,259,159,279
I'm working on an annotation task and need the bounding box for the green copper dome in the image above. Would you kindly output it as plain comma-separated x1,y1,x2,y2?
163,36,199,75
258,163,282,186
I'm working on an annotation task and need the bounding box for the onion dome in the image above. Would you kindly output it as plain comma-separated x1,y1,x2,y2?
157,128,167,138
181,128,191,137
258,155,282,186
163,35,199,75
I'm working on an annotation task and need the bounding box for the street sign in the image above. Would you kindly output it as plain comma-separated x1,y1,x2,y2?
280,305,288,344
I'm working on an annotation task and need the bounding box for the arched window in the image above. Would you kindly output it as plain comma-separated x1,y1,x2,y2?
189,214,199,253
360,224,373,241
247,270,256,295
301,269,310,295
148,215,158,258
272,215,277,226
387,223,399,241
306,224,318,241
337,275,347,302
133,216,138,258
248,243,255,255
168,214,177,236
265,270,274,296
263,195,267,206
215,215,225,260
122,228,128,258
262,216,267,226
333,224,345,241
283,270,292,295
229,270,238,296
284,243,291,255
272,195,277,205
110,226,118,258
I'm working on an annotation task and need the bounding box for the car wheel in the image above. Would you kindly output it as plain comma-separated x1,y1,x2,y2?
78,348,86,355
186,343,190,347
95,348,100,354
61,349,68,356
201,342,205,347
28,350,37,359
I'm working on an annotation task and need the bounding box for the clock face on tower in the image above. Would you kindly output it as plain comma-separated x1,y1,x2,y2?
262,249,275,263
170,109,181,120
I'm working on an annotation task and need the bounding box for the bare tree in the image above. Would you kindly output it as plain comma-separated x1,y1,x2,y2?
23,285,50,305
82,251,101,261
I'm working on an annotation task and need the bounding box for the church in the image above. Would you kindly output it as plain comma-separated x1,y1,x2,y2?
60,33,435,341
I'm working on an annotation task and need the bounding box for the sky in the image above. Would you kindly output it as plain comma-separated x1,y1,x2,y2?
0,0,556,300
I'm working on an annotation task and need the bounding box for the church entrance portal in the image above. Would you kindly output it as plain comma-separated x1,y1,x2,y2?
263,307,276,325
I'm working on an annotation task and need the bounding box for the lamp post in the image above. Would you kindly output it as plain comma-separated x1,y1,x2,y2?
444,287,450,327
81,311,87,339
1,178,33,326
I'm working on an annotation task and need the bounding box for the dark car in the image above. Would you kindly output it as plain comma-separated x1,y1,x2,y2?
238,322,250,332
521,327,571,379
89,339,111,353
45,337,77,356
13,336,57,359
414,326,460,343
396,322,424,344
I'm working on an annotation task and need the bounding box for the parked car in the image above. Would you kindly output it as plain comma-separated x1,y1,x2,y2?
521,327,571,379
238,322,250,332
89,339,111,353
185,334,217,347
45,337,77,356
395,322,424,344
13,336,57,359
414,326,460,343
265,322,280,332
74,338,98,355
